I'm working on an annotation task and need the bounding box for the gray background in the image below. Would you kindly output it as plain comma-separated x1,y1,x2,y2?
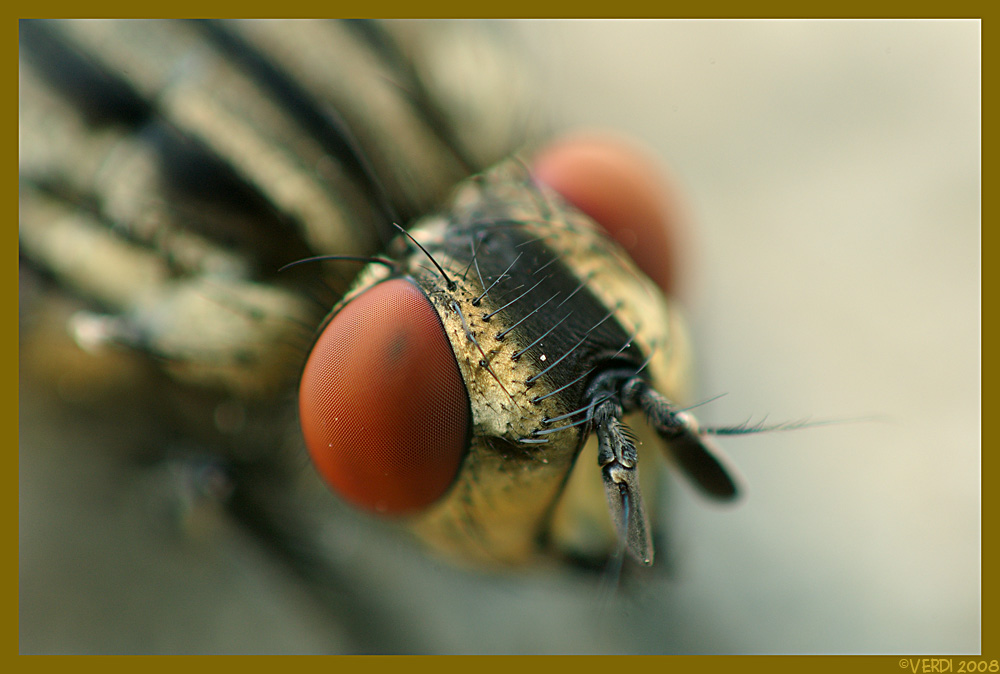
519,19,981,653
20,20,980,654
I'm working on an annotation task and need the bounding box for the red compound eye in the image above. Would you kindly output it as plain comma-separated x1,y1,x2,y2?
532,133,687,297
299,278,470,515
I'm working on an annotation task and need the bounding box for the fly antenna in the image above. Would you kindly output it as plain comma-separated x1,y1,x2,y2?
676,392,729,413
703,416,877,436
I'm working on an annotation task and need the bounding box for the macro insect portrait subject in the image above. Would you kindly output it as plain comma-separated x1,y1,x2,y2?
19,19,980,654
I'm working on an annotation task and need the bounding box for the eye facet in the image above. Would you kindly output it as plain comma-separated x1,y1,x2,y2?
532,134,685,296
299,278,470,515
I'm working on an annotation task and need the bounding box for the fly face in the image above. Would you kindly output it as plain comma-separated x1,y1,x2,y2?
299,161,740,568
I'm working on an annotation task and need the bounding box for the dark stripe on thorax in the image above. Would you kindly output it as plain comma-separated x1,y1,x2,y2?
193,19,399,232
440,222,644,404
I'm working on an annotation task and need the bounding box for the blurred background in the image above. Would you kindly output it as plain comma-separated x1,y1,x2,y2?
19,20,980,653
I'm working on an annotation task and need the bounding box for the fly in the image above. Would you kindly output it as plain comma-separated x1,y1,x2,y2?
21,17,758,603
